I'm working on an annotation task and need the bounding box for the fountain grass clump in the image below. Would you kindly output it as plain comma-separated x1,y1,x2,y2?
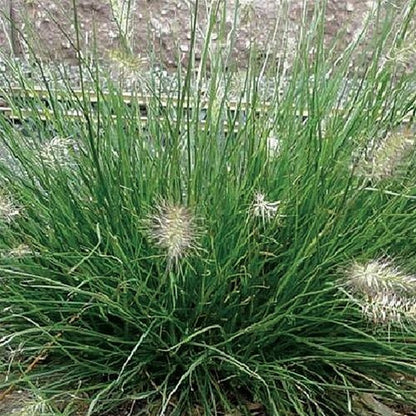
1,1,416,415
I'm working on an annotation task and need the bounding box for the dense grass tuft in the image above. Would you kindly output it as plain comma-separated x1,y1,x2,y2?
1,1,416,414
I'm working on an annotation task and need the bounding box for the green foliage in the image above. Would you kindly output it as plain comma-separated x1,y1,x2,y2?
1,1,416,414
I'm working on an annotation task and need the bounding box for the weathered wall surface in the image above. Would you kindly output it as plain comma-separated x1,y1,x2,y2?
0,0,404,70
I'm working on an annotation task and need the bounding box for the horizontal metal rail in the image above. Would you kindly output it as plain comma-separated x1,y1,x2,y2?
0,87,285,134
0,87,414,128
0,106,249,134
3,86,273,118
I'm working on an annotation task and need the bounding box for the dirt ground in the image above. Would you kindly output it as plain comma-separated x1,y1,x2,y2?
0,0,385,71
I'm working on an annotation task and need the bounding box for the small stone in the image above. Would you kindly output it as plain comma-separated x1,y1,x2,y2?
346,2,354,12
180,44,189,52
150,19,162,35
161,25,171,36
150,17,162,31
150,18,170,36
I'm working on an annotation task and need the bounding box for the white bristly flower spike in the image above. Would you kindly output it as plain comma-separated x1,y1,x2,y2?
363,292,416,325
0,194,20,223
7,244,33,258
343,259,416,325
40,136,78,168
252,192,280,222
147,200,200,267
345,259,416,298
267,136,280,158
356,131,415,181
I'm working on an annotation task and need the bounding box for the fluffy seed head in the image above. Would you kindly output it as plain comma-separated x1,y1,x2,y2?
10,392,54,416
252,192,280,222
343,259,416,326
385,33,416,66
108,48,148,84
148,201,199,266
362,292,416,325
356,131,415,181
7,244,33,258
345,259,416,298
0,194,20,223
40,136,78,168
267,136,280,158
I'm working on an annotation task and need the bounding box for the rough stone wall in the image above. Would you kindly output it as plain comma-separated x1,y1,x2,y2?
0,0,410,70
